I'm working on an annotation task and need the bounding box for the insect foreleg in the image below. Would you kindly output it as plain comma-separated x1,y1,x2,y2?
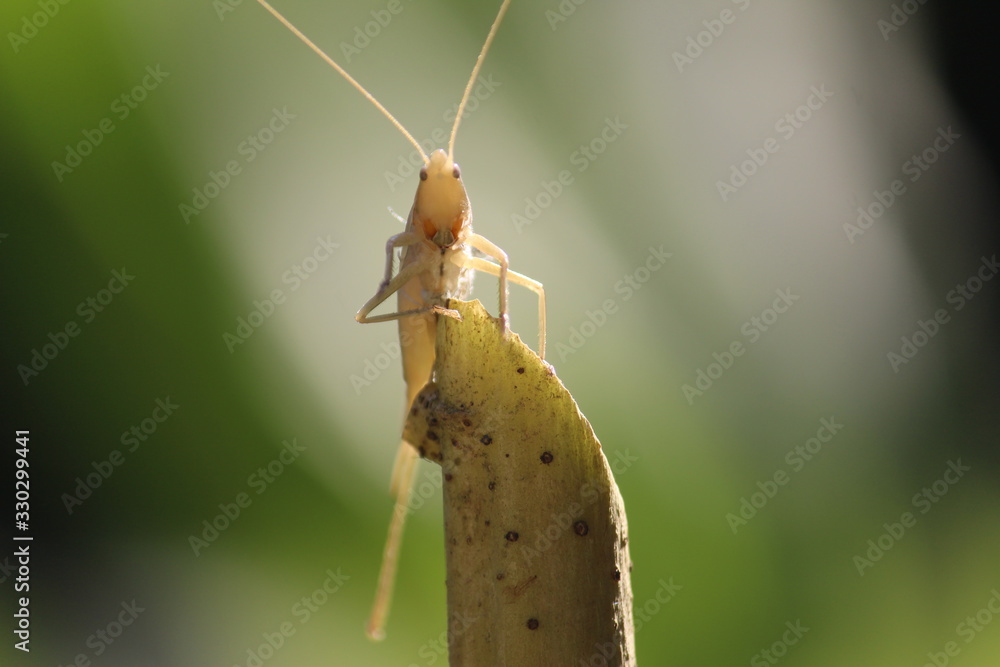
459,242,546,359
464,233,510,329
380,231,423,287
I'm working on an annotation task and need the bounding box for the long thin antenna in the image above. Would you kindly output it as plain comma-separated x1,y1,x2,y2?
448,0,512,159
257,0,429,165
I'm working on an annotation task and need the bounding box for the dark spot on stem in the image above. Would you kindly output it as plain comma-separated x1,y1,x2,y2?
445,473,453,482
488,481,496,491
427,431,439,441
540,451,553,464
496,572,505,581
613,569,621,581
462,419,472,427
481,434,493,446
574,521,589,536
505,531,519,542
517,367,525,374
526,618,539,630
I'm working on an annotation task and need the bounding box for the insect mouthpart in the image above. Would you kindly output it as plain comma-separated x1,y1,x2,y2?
419,208,466,248
432,226,457,248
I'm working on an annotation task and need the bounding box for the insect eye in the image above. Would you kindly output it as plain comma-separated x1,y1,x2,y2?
452,164,461,179
419,167,428,181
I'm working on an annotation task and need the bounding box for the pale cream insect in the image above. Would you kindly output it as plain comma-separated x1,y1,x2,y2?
255,0,546,641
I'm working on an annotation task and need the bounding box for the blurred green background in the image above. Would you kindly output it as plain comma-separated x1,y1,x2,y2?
2,0,999,665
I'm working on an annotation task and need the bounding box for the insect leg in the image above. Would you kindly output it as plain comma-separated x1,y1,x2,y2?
459,241,547,359
356,257,460,323
379,231,422,287
464,233,510,330
367,445,417,641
